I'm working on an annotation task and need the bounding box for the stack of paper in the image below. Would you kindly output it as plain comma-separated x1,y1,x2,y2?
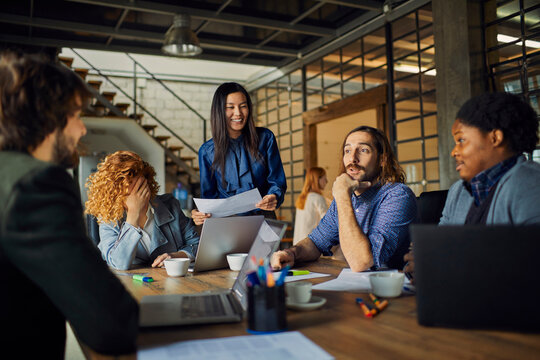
138,331,334,360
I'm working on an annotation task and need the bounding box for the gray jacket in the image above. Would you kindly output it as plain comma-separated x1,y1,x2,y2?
440,156,540,225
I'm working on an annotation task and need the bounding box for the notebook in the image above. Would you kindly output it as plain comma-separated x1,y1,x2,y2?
139,218,288,327
190,215,265,272
411,224,540,331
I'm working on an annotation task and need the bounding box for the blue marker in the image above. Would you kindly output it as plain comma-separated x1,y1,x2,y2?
276,265,291,286
247,271,260,286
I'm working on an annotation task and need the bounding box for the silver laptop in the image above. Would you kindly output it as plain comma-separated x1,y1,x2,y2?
139,219,288,327
190,216,265,272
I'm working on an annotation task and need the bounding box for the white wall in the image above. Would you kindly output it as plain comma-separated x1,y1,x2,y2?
88,75,216,160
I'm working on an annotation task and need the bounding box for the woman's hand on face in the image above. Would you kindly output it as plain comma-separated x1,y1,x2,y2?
191,209,211,226
125,177,150,225
256,194,277,211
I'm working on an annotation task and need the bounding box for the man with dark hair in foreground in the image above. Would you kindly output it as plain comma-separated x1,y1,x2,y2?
272,126,417,272
0,54,138,357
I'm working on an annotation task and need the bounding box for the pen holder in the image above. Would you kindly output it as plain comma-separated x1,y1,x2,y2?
247,284,287,334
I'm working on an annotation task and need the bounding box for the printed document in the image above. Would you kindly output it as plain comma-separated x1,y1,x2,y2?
193,188,262,218
313,268,399,292
138,331,334,360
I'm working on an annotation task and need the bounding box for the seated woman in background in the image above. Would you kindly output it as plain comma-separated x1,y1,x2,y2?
85,150,199,270
192,82,287,225
293,167,329,245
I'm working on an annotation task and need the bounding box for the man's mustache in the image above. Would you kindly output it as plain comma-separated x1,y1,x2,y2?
346,164,365,172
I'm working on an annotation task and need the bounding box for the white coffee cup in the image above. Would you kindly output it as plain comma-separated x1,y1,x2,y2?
285,281,312,303
164,258,190,277
369,272,404,298
226,253,248,271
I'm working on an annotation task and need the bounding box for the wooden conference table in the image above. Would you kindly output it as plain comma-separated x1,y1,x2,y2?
89,258,540,359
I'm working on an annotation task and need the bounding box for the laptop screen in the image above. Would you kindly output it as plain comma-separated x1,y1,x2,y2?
232,219,288,310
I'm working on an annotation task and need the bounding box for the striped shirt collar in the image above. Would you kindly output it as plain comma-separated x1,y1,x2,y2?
466,155,519,206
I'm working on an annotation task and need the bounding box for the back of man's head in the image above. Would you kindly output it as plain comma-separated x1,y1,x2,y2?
0,53,90,153
456,92,539,155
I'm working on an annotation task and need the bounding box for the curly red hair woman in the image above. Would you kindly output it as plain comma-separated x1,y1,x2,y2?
85,151,199,270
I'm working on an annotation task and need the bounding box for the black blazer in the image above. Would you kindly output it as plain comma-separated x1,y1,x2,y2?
0,151,139,357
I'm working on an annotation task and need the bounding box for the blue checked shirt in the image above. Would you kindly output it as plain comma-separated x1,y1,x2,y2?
308,182,417,268
467,155,519,206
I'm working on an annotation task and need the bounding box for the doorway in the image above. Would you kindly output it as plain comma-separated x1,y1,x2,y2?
302,84,389,192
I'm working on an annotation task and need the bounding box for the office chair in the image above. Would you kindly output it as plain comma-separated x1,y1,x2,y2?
86,214,101,246
415,190,449,224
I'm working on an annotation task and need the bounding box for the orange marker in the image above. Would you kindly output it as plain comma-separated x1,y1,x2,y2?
369,293,388,311
266,267,275,287
356,298,373,318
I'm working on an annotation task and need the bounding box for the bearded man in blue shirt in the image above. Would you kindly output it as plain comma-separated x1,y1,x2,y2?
272,126,417,272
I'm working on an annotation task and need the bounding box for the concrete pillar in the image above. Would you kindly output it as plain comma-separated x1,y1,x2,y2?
432,0,495,189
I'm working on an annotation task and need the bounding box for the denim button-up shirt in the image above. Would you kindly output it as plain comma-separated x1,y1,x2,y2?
198,127,287,212
98,194,199,270
309,182,417,268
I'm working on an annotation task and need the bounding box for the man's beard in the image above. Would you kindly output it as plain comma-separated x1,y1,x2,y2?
52,130,79,169
346,163,378,182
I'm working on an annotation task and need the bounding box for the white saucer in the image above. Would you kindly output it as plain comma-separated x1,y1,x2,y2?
286,296,326,311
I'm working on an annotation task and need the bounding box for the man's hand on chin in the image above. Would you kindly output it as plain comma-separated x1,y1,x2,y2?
333,173,371,199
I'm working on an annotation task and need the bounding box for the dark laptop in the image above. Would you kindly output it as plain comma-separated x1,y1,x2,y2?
411,225,540,331
139,219,288,327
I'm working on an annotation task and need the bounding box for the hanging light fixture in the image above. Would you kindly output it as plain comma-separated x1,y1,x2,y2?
162,13,202,57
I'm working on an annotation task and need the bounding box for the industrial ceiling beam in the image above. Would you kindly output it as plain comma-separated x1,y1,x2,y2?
65,0,335,37
245,0,431,91
236,2,326,62
315,0,382,10
0,13,298,57
0,34,282,67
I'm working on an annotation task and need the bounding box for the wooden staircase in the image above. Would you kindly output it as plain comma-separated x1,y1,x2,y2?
58,56,201,196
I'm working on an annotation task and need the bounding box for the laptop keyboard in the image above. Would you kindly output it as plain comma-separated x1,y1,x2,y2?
181,294,228,318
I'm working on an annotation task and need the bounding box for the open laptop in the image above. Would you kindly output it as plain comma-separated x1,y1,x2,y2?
411,224,540,331
139,218,288,327
190,215,265,272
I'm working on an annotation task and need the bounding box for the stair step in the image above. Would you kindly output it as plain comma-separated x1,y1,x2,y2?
92,104,106,116
180,156,196,161
155,135,170,143
168,145,184,152
87,80,102,92
142,124,157,132
177,166,199,174
115,103,130,113
130,113,144,121
74,68,89,80
101,91,116,102
58,56,73,68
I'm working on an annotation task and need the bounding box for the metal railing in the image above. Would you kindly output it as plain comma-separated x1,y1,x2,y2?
125,53,208,143
70,48,203,154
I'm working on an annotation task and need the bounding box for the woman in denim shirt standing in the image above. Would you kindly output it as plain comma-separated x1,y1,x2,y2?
85,151,199,270
192,82,287,225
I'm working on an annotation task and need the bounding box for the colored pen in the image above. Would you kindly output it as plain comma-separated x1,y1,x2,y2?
369,293,388,311
257,259,266,285
247,271,260,286
287,270,310,276
355,298,373,318
276,265,291,285
133,275,153,282
266,267,275,287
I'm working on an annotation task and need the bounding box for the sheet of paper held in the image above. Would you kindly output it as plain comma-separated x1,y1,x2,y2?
193,188,262,218
313,268,402,292
138,331,334,360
